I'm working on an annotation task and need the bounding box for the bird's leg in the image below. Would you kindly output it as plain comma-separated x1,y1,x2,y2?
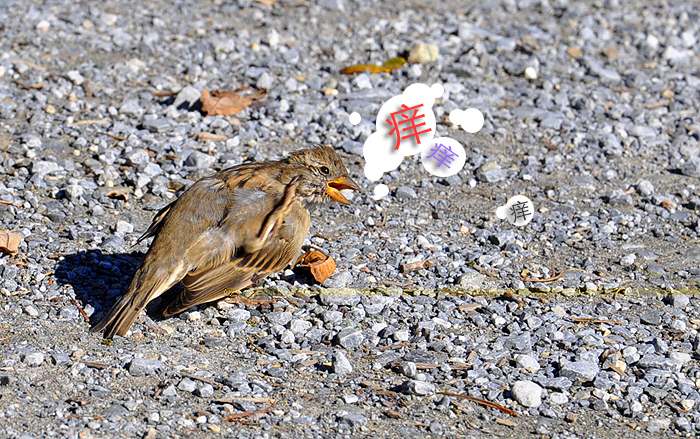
244,178,300,254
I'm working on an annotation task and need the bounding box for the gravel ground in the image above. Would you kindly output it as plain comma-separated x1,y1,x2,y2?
1,0,700,437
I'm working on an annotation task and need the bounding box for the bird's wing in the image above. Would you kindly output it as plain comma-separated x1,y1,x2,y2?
164,196,310,315
136,201,175,244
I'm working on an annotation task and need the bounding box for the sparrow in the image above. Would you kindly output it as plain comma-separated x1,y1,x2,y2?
91,145,360,338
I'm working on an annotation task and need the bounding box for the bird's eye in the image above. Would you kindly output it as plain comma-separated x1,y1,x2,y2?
320,166,330,175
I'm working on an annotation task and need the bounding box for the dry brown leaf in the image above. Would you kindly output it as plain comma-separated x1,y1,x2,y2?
197,132,228,142
0,232,21,255
200,88,266,116
294,250,336,283
106,189,129,201
341,57,406,75
567,47,583,57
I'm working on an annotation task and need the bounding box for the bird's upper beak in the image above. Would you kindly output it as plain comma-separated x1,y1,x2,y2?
327,176,361,205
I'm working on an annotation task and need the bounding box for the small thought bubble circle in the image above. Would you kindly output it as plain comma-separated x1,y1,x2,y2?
430,83,444,99
496,195,535,226
349,112,361,125
373,184,389,200
449,108,484,134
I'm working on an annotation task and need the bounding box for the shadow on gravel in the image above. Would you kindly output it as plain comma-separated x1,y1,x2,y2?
54,249,177,329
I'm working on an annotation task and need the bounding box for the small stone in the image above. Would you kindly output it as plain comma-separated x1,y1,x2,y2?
115,220,134,234
640,310,661,325
457,269,486,288
559,361,599,382
399,361,417,378
671,295,690,309
490,230,516,247
173,85,201,108
178,378,197,393
280,330,295,344
32,161,60,178
337,411,366,426
476,161,506,183
256,72,274,89
343,394,358,404
319,0,344,11
128,358,163,377
408,43,439,64
23,352,45,367
619,254,636,267
161,385,178,397
636,179,654,197
185,151,214,169
515,354,540,372
524,66,538,79
395,186,418,200
289,319,312,333
266,311,293,326
549,392,569,404
196,384,215,398
227,309,250,322
511,380,542,408
333,351,353,375
400,380,436,396
392,329,409,342
353,73,372,90
680,156,700,178
336,328,364,349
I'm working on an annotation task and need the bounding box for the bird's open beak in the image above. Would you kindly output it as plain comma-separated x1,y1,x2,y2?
327,176,361,205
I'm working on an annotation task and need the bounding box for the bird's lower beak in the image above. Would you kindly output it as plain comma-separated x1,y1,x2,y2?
327,176,361,205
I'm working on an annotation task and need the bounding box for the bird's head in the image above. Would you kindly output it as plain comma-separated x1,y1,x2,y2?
283,145,360,206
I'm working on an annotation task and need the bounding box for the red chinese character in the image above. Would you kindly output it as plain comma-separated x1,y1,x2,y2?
386,103,432,151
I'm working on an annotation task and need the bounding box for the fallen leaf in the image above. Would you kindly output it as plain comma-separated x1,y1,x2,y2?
0,232,21,254
340,57,406,74
294,250,336,283
200,88,267,116
197,132,228,142
381,57,406,70
340,64,387,74
567,47,582,57
106,189,129,201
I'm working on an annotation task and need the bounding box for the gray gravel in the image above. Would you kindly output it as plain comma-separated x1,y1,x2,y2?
1,0,700,438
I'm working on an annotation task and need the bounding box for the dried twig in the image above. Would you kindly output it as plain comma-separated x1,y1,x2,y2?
521,263,567,283
71,297,90,322
375,341,408,352
645,99,671,109
400,259,434,274
84,361,109,370
180,372,222,389
437,391,518,417
216,397,276,404
225,407,272,421
570,317,625,325
73,118,111,126
0,200,14,205
98,132,127,141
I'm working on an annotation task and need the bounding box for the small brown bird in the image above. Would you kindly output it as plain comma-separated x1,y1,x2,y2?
91,145,360,338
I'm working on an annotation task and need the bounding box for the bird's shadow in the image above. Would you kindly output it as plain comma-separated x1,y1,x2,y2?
53,249,179,329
